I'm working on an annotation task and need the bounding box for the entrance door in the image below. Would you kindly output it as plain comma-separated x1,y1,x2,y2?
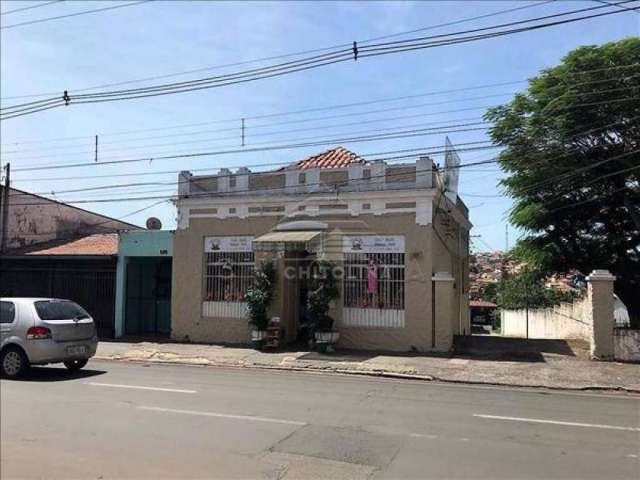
125,258,172,336
280,252,314,344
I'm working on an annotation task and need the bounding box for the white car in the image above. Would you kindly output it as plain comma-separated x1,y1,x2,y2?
0,298,99,379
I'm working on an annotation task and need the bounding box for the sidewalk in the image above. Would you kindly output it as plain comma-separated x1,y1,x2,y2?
95,338,640,393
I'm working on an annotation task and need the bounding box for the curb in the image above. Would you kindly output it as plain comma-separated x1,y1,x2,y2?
94,355,640,395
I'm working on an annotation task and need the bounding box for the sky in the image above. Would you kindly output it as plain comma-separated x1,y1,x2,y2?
1,0,638,251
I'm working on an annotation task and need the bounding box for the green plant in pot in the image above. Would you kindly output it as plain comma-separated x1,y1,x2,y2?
246,261,276,349
307,260,340,353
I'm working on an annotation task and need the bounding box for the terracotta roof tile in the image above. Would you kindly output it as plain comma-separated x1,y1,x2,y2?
469,300,497,308
283,146,365,171
23,233,118,256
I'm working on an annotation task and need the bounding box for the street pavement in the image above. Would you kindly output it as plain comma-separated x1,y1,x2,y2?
1,360,639,479
95,339,640,391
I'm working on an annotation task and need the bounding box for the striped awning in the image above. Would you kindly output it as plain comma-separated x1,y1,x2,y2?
253,230,324,252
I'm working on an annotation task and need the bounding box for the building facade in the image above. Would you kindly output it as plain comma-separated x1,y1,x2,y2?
114,230,174,338
171,147,471,352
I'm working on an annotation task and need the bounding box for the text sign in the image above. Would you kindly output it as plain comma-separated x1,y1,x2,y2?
342,235,405,254
204,236,254,252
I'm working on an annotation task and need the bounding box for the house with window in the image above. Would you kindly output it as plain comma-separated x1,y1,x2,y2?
171,145,471,352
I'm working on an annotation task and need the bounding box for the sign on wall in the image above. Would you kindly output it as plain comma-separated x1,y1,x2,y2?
204,236,254,252
342,235,405,253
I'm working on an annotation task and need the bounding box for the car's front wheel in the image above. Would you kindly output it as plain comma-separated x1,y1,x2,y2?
63,359,88,371
0,346,30,379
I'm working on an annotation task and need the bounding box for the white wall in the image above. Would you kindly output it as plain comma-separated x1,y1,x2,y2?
502,297,591,340
614,329,640,362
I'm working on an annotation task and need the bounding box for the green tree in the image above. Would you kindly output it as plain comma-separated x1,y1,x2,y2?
485,38,640,321
496,268,577,310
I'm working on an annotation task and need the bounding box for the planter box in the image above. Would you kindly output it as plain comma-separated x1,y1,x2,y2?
314,331,340,344
250,330,268,349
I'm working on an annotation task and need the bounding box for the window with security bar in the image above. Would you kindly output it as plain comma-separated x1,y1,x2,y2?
203,251,255,302
343,253,405,310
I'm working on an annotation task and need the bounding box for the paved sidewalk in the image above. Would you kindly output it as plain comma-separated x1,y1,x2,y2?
95,339,640,392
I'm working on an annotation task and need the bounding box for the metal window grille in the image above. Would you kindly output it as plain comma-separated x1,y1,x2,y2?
203,251,255,302
343,253,405,310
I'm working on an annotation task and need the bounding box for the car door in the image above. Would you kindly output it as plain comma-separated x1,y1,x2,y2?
0,300,18,346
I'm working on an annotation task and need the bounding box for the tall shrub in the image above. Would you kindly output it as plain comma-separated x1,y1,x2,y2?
307,260,340,333
246,261,276,331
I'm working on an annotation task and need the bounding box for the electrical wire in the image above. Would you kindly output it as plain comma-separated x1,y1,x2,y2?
0,0,552,100
10,142,495,183
3,61,636,148
6,68,637,158
0,0,151,30
1,0,63,16
2,1,634,119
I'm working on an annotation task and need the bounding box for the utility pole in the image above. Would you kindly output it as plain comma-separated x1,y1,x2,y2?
241,118,245,147
95,135,98,162
0,163,10,253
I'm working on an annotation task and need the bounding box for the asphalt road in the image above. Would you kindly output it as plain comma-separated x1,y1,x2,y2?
1,360,639,479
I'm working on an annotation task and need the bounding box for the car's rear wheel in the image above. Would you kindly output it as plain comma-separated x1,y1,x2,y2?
1,346,29,379
64,359,88,371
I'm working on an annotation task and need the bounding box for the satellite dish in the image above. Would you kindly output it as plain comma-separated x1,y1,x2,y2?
146,217,162,230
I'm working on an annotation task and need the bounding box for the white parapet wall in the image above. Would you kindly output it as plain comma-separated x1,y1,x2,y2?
614,329,640,362
501,297,592,341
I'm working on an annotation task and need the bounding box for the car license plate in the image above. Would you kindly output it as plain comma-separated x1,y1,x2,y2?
66,345,87,356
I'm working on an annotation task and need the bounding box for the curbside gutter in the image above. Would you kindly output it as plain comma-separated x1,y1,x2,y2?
93,354,640,395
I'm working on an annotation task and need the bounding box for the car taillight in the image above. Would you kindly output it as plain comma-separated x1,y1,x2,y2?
26,326,52,340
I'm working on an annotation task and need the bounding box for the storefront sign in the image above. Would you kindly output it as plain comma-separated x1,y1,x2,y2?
204,236,254,252
342,235,405,253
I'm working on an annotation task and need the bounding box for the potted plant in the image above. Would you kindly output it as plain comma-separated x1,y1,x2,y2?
308,260,340,353
246,261,276,349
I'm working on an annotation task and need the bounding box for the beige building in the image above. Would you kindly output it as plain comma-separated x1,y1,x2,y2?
171,146,471,352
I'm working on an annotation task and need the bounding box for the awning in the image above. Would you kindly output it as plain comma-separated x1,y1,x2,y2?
253,230,324,253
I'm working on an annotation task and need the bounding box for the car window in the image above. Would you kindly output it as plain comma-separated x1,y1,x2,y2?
0,301,16,324
34,300,90,320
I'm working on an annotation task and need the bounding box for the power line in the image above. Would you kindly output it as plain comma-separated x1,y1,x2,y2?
1,0,63,16
13,125,636,204
14,145,499,197
8,153,501,207
6,68,634,158
0,0,553,100
2,1,634,119
10,124,491,173
0,0,151,30
5,93,634,169
593,0,640,13
2,61,635,149
10,142,495,183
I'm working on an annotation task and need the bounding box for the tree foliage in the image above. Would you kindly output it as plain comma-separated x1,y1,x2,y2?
485,38,640,320
496,268,578,310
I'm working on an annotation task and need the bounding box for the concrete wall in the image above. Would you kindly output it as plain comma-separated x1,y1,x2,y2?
2,187,139,250
614,329,640,363
502,298,592,340
501,270,629,362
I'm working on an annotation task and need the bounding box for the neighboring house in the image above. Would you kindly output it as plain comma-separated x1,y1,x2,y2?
469,299,497,325
0,186,139,251
114,230,174,339
0,187,144,338
0,233,120,338
171,145,471,352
